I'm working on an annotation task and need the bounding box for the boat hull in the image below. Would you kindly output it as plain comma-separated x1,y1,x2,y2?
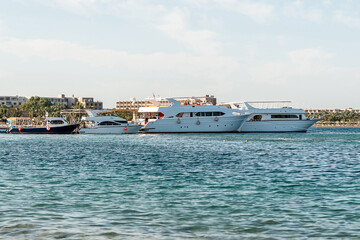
79,125,142,134
142,115,247,133
8,124,79,134
238,119,319,133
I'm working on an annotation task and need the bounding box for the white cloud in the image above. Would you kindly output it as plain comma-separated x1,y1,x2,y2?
33,0,222,55
34,0,166,18
182,0,274,23
288,48,333,65
0,19,4,36
0,37,241,105
333,10,360,29
221,0,274,22
0,38,238,80
322,0,332,7
157,8,221,55
35,0,102,15
249,48,336,84
283,0,323,23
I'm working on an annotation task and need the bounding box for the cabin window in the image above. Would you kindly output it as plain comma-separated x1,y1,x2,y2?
250,115,262,121
115,120,127,124
195,112,225,117
195,112,205,117
271,115,298,119
98,121,118,125
49,120,65,124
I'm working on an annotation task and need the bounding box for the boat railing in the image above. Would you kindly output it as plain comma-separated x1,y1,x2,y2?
225,101,292,110
9,124,47,128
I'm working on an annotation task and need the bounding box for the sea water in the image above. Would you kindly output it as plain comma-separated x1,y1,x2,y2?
0,128,360,239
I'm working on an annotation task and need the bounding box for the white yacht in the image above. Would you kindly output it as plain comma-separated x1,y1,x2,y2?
79,110,142,134
229,101,320,133
138,98,250,133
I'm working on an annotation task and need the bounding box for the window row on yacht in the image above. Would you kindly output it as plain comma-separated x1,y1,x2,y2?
96,120,128,125
250,114,305,121
175,111,226,118
271,115,300,119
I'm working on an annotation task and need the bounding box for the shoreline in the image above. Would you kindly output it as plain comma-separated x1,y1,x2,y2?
314,122,360,127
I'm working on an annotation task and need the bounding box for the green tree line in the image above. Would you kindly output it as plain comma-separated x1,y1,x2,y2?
0,97,83,119
308,110,360,122
1,97,134,121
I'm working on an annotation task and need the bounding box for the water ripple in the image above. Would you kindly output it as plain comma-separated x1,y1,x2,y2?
0,128,360,239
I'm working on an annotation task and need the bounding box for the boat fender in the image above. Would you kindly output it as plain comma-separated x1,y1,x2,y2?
196,120,200,125
177,118,181,124
214,117,219,122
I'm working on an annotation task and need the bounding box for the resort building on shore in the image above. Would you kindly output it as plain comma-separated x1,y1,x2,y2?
0,96,28,107
40,94,103,109
1,94,103,110
40,94,77,108
78,97,103,110
116,95,217,110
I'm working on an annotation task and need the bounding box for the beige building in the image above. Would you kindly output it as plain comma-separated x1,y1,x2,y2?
0,96,28,107
116,95,217,110
41,94,103,109
41,94,77,108
78,97,103,110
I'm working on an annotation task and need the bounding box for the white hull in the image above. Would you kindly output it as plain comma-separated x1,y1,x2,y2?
79,125,141,134
143,115,247,133
239,119,319,132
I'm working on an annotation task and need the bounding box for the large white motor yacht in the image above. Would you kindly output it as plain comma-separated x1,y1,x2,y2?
229,101,320,133
138,98,250,133
79,110,142,134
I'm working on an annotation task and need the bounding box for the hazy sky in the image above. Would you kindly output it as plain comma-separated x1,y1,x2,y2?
0,0,359,108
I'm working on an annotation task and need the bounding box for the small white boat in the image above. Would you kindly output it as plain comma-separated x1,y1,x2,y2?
0,125,7,133
79,110,141,134
229,101,321,133
138,98,250,133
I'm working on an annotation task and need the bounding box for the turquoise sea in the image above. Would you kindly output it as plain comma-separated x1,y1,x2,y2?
1,128,360,239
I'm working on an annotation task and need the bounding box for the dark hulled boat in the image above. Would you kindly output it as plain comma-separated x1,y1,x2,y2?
8,117,79,134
